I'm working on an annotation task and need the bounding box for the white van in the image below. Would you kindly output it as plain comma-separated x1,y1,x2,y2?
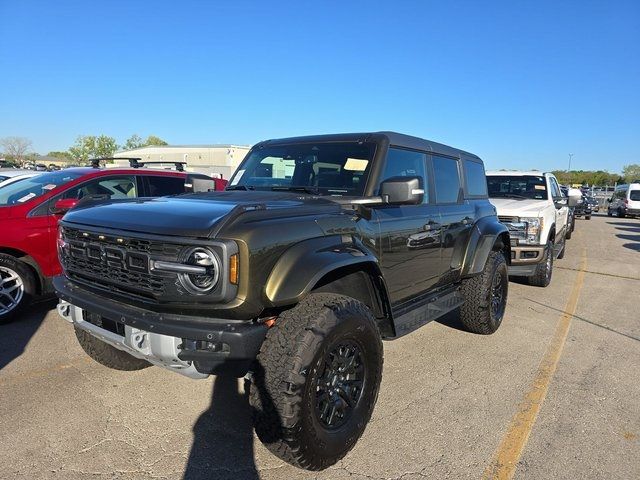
607,183,640,218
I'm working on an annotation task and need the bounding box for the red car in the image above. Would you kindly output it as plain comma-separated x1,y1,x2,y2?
0,166,220,323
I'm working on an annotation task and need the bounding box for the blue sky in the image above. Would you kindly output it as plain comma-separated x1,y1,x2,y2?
1,0,638,172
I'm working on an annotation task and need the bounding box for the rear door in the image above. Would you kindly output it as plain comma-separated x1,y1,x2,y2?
372,147,442,305
432,155,475,280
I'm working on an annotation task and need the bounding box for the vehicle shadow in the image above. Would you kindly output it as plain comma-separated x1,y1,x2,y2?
607,221,640,229
615,233,640,252
184,364,282,480
0,297,56,371
435,308,468,332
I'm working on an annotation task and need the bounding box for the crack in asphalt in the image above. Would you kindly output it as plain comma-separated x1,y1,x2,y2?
555,265,640,281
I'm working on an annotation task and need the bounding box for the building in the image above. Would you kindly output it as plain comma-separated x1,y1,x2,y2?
112,145,251,179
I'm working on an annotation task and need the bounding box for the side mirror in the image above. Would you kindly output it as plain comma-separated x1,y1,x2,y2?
380,176,424,205
52,198,79,215
554,197,568,209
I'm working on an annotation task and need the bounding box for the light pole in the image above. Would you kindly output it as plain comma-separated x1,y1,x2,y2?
568,153,573,172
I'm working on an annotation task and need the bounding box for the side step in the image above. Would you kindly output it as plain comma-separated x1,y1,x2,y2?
391,286,464,338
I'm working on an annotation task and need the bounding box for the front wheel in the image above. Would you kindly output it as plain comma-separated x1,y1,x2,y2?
250,293,383,470
528,241,554,287
0,255,37,325
459,250,508,334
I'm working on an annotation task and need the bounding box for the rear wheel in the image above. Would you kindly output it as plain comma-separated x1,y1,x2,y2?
459,250,508,334
0,255,37,325
249,293,383,470
75,328,151,370
618,208,626,218
528,240,554,287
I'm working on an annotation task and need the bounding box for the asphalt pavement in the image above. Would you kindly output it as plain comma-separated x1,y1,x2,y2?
1,214,638,480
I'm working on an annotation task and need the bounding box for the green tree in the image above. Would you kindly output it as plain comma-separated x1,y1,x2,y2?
68,135,118,162
622,164,640,182
47,151,74,162
123,134,144,150
144,135,168,146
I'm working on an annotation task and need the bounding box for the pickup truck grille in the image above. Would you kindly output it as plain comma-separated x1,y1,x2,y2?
61,227,180,300
497,216,527,242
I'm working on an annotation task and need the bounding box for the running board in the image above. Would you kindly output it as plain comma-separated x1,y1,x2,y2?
391,287,464,338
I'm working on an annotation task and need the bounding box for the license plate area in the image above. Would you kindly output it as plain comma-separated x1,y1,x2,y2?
82,311,126,337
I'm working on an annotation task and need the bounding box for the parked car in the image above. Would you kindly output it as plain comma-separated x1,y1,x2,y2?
574,193,593,220
0,164,218,323
607,183,640,218
0,168,34,183
55,131,511,470
585,195,599,213
486,171,579,286
559,185,576,238
0,172,40,189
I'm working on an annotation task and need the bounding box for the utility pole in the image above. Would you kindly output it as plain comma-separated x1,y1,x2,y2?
568,153,573,172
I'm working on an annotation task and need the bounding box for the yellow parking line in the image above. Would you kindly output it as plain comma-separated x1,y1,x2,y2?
482,248,587,480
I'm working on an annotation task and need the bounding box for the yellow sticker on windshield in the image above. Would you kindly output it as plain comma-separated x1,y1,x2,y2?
344,158,369,171
534,185,546,190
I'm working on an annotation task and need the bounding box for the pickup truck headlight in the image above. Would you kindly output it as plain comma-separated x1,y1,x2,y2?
520,217,543,244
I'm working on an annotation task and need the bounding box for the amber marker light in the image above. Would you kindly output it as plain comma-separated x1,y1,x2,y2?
229,254,239,285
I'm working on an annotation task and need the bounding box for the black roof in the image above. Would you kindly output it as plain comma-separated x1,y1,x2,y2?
257,131,480,161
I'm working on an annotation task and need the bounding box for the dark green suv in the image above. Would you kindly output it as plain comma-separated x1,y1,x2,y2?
55,132,510,470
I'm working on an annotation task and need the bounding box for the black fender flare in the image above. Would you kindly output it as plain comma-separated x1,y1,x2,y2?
461,216,510,277
265,235,384,307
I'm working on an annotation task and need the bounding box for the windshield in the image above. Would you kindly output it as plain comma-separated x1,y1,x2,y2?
487,175,548,200
229,142,377,196
0,171,84,206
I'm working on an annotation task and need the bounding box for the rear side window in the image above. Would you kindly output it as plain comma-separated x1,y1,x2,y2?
463,160,487,197
432,156,460,203
145,176,185,196
630,190,640,201
377,148,428,199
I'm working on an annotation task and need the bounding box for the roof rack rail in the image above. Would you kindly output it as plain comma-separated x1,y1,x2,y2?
127,159,186,172
88,157,142,169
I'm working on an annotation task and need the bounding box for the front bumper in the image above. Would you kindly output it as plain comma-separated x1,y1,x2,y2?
508,244,545,276
54,276,267,378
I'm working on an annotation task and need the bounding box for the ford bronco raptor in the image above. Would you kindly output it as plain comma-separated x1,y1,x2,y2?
55,132,510,470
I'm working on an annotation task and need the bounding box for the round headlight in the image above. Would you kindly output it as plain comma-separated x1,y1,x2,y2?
179,247,220,294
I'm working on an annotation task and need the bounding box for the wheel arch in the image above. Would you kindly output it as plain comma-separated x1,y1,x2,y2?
461,216,511,277
0,248,44,294
264,235,395,337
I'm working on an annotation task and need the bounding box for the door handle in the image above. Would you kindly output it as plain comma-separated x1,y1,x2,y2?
424,221,441,231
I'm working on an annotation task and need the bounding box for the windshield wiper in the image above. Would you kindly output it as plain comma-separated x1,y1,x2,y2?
271,186,320,195
491,193,530,200
226,185,255,191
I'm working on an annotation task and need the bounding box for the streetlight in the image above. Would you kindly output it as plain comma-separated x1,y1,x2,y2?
568,153,573,172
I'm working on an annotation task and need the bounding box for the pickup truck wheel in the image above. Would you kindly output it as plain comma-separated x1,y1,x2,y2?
249,293,383,470
528,241,554,287
459,251,508,334
0,255,36,325
74,328,151,371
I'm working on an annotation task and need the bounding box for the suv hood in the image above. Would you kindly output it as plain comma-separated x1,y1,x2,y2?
61,191,342,238
489,198,546,218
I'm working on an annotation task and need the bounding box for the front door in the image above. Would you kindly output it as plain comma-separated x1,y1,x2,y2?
372,147,441,305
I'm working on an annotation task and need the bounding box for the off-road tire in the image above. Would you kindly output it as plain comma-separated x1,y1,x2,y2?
0,254,37,325
459,250,508,335
528,241,554,287
75,328,151,371
249,293,383,470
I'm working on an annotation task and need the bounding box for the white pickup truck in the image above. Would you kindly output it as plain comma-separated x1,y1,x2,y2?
486,171,579,287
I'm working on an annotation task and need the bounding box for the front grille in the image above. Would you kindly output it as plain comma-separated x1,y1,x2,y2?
498,215,518,223
61,227,180,300
497,216,526,242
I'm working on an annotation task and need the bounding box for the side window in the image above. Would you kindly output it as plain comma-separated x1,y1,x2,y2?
377,148,427,200
549,178,561,198
463,160,487,197
145,176,185,196
62,176,137,200
432,156,461,204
